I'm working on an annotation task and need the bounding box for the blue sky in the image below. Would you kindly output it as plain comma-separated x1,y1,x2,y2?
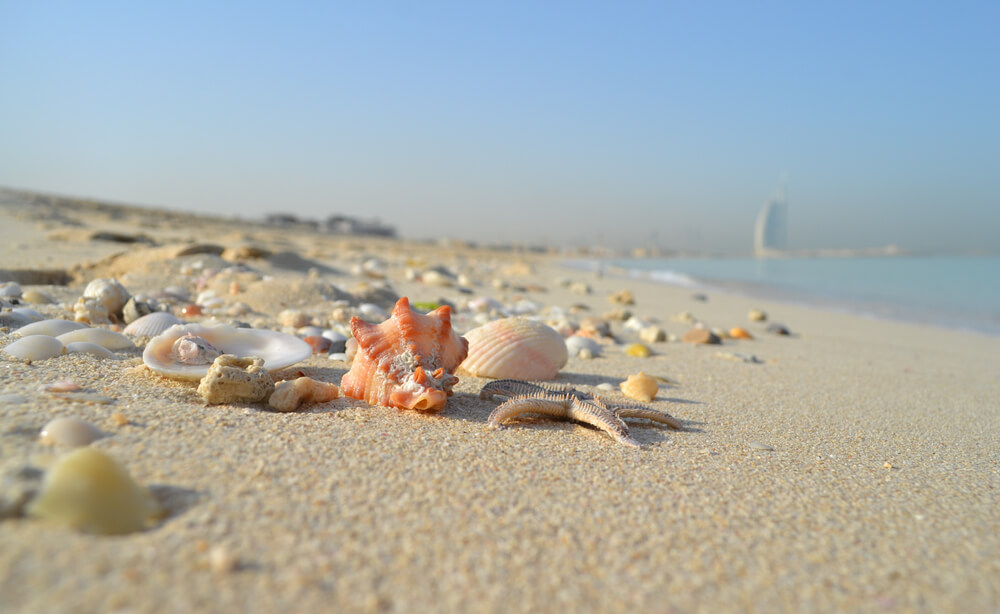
1,1,998,253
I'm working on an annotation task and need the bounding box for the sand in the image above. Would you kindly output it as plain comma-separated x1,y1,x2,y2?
1,188,998,613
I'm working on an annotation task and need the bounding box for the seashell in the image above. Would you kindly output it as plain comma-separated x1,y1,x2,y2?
0,282,22,298
269,376,340,412
278,309,310,328
729,327,753,340
624,343,651,358
64,342,115,359
620,371,658,403
608,289,635,305
57,328,135,351
639,326,666,344
460,318,567,380
16,319,89,337
341,297,469,411
468,296,502,313
767,323,791,336
681,328,721,345
197,355,275,405
143,323,312,381
356,303,388,322
40,417,104,447
565,334,602,358
73,297,111,325
20,289,53,305
122,297,155,324
0,311,35,329
12,307,46,322
2,335,66,360
748,309,767,322
82,278,131,315
303,336,331,354
123,312,182,337
26,447,162,535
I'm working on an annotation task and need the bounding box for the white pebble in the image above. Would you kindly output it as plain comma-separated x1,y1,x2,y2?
39,417,104,447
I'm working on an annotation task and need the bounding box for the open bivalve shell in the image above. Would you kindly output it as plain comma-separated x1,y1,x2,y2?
143,323,312,381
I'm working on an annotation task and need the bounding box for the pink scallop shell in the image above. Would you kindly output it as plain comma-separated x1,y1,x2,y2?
340,297,469,412
459,318,568,380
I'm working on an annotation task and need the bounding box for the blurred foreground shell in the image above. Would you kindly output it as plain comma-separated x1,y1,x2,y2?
460,318,567,380
143,323,312,381
620,371,658,403
26,447,162,535
340,297,469,411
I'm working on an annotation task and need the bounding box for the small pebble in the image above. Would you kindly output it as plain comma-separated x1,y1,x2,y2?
181,304,203,317
749,442,775,451
748,309,767,322
682,329,721,345
767,323,791,335
110,412,130,426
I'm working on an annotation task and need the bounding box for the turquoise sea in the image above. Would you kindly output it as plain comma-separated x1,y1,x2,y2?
568,256,1000,337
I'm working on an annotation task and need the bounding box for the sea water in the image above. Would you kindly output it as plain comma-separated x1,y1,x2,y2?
567,256,1000,336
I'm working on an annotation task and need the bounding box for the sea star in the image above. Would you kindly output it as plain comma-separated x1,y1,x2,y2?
479,379,682,448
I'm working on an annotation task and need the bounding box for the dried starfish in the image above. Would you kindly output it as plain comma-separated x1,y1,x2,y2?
479,379,682,448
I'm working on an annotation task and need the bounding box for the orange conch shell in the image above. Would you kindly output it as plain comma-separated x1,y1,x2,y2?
340,297,469,411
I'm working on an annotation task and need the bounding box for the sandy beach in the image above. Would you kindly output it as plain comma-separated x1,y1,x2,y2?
1,188,998,613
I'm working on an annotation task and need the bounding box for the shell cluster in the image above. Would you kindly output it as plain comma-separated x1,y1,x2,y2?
340,297,468,411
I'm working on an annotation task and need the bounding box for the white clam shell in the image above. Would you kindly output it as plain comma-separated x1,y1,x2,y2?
3,335,66,360
143,323,312,381
17,319,89,337
65,342,115,359
123,312,182,337
459,317,568,380
565,335,603,358
40,417,104,447
57,328,135,351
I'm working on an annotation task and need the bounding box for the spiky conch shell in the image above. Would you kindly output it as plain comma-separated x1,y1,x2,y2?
340,297,469,411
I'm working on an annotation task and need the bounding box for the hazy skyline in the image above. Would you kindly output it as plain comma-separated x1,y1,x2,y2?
2,2,998,254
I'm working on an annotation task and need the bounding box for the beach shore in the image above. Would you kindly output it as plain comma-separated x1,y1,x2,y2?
2,189,998,613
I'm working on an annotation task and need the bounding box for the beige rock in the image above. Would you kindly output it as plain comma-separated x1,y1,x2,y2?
197,355,274,405
269,377,340,412
639,326,666,344
682,328,721,345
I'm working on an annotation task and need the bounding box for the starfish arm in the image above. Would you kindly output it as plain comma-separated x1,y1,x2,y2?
487,397,572,427
615,406,683,430
568,401,641,448
480,379,555,401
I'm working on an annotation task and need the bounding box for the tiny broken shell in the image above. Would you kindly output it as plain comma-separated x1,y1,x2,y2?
197,354,275,405
172,334,221,365
620,371,658,403
269,377,339,412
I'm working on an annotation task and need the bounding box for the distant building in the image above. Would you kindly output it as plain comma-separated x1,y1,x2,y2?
324,215,396,238
754,187,788,257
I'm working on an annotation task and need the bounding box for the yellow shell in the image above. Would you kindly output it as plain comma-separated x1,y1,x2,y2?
624,343,651,358
26,447,162,534
620,371,658,403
